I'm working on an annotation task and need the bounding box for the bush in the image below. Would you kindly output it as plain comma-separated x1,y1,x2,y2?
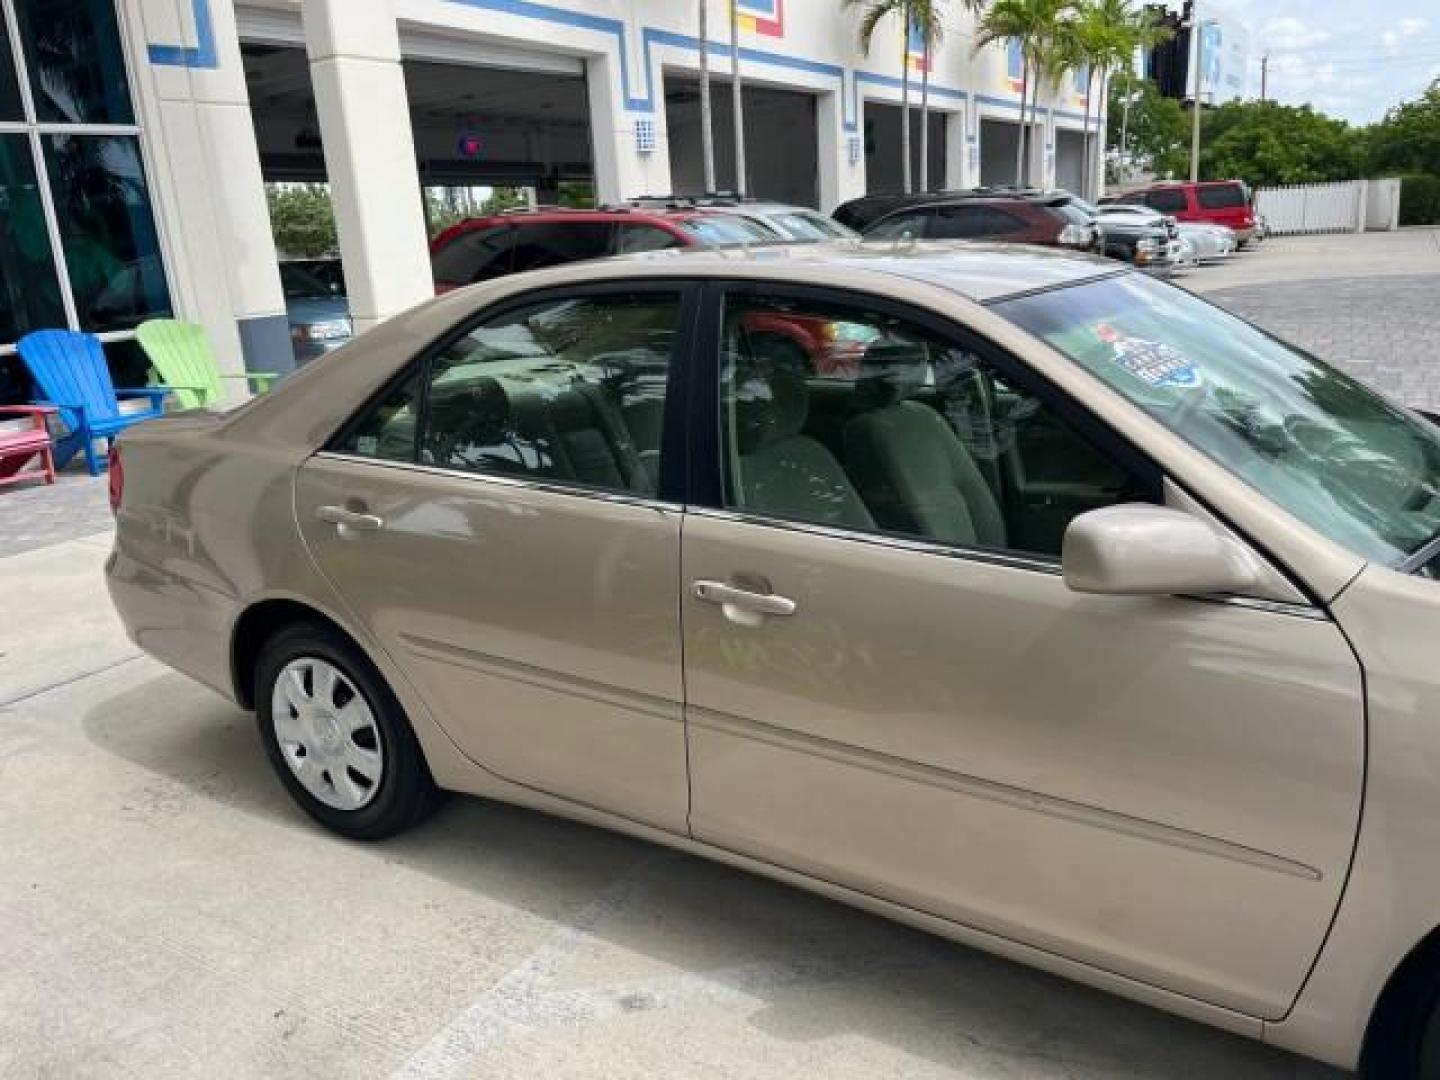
1399,175,1440,227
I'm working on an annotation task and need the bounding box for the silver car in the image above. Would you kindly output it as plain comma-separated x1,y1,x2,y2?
627,196,859,243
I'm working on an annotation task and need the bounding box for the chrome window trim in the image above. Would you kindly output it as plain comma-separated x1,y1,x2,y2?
311,450,685,515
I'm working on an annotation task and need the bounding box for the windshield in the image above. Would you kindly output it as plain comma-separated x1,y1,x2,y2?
279,262,338,300
769,211,857,241
994,273,1440,566
677,215,781,246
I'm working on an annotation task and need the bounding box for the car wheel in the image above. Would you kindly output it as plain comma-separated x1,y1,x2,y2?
255,622,441,840
1365,953,1440,1080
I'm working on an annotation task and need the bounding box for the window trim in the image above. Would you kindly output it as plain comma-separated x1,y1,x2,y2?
688,280,1166,566
322,279,705,505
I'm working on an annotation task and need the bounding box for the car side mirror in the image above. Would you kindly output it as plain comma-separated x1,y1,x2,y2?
1062,505,1264,598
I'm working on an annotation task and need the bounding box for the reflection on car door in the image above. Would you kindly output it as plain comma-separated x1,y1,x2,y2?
294,285,695,831
679,283,1364,1019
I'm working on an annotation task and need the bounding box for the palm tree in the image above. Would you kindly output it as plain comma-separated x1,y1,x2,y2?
730,0,747,195
975,0,1069,187
912,0,943,192
698,0,717,193
1080,0,1171,195
845,0,917,193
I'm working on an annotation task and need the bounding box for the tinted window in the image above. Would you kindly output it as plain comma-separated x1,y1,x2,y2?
280,263,337,300
0,135,66,343
616,223,684,254
1145,189,1189,213
719,294,1147,556
14,0,133,124
510,222,613,272
43,134,172,332
0,17,21,120
1197,183,1247,209
339,292,683,498
864,211,928,240
432,225,514,286
929,206,1028,239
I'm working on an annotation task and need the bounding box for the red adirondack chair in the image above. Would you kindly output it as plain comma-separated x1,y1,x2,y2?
0,405,58,489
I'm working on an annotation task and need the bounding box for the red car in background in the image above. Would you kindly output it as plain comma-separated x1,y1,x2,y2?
1105,180,1259,244
429,207,776,293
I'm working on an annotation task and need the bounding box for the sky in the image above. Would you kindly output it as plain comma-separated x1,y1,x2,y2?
1200,0,1439,124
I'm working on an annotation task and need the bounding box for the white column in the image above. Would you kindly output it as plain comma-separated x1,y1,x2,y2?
817,86,863,212
303,0,431,333
588,51,671,203
944,108,967,190
128,0,289,390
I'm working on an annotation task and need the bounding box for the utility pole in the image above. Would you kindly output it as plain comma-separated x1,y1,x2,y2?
699,0,716,193
730,0,747,197
1260,53,1268,102
1189,0,1203,183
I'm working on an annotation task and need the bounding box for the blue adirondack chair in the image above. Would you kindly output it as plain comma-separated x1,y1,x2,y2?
15,330,169,476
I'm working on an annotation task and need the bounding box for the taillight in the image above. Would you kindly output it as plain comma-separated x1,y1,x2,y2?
107,443,123,514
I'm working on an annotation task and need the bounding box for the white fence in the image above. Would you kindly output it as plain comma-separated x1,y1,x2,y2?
1255,179,1401,236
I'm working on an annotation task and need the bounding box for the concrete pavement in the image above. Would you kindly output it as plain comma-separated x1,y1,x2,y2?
0,537,1343,1078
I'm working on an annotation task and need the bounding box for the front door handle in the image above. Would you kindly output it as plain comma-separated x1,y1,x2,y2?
692,579,796,626
316,504,385,533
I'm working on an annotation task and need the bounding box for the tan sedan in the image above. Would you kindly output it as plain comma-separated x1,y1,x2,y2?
106,244,1440,1077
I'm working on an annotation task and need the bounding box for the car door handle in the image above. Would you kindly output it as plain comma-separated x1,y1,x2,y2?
316,504,385,532
692,580,797,622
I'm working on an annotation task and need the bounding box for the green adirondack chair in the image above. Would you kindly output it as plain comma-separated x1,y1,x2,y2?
137,319,280,410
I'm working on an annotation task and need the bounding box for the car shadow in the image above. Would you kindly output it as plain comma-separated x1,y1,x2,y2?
83,672,1346,1079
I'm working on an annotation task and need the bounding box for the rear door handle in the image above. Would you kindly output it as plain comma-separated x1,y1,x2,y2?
316,504,385,533
692,580,796,626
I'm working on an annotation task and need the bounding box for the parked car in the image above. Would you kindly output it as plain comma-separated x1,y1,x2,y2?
1103,180,1259,244
1054,198,1182,272
279,258,353,365
429,207,779,293
626,196,860,242
106,242,1440,1078
1176,220,1238,263
859,193,1103,254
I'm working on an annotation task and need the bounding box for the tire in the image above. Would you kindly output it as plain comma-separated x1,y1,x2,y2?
255,622,441,840
1364,952,1440,1079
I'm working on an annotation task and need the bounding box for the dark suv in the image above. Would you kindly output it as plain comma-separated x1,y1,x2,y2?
851,192,1102,254
429,207,778,293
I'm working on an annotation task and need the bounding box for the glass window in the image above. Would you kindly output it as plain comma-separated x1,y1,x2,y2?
616,223,683,254
339,292,683,498
930,205,1026,239
14,0,134,124
42,134,172,332
432,225,514,288
995,273,1440,566
0,135,66,344
720,294,1147,556
769,211,857,241
864,211,928,240
675,215,779,246
1197,183,1247,209
0,16,22,120
509,222,613,272
1145,189,1189,213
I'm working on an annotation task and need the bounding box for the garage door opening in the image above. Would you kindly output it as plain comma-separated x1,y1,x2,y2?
1054,128,1087,196
979,117,1042,187
863,101,945,194
665,76,819,207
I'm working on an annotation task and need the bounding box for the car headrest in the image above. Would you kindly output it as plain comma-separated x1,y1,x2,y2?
732,349,809,454
433,376,513,446
855,342,929,410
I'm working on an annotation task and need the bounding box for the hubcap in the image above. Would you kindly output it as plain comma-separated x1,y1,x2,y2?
270,658,384,811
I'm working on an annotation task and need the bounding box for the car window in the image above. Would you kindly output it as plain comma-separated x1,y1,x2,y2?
717,293,1149,557
770,211,857,241
336,291,682,498
1145,189,1189,213
865,211,929,240
676,215,780,246
279,263,335,299
995,273,1440,566
431,225,515,287
616,223,684,254
928,206,1027,239
1197,183,1247,209
510,222,614,273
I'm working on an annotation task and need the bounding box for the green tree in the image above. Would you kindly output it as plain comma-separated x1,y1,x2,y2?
1107,75,1188,179
1201,100,1364,186
265,184,337,257
1366,79,1440,177
846,0,919,192
976,0,1070,187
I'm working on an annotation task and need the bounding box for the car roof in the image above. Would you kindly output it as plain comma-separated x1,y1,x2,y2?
613,240,1117,302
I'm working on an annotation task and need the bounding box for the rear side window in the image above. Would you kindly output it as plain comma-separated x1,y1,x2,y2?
1197,184,1247,209
431,225,515,287
929,206,1027,239
334,291,685,498
510,222,614,272
616,223,685,254
1144,189,1189,213
865,211,930,240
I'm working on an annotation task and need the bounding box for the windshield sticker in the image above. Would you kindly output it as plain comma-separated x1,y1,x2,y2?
1095,323,1201,389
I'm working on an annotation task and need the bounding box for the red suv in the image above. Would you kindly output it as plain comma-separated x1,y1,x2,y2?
429,207,777,293
1110,181,1257,244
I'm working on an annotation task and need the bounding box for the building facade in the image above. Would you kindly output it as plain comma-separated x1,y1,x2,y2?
0,0,1105,400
